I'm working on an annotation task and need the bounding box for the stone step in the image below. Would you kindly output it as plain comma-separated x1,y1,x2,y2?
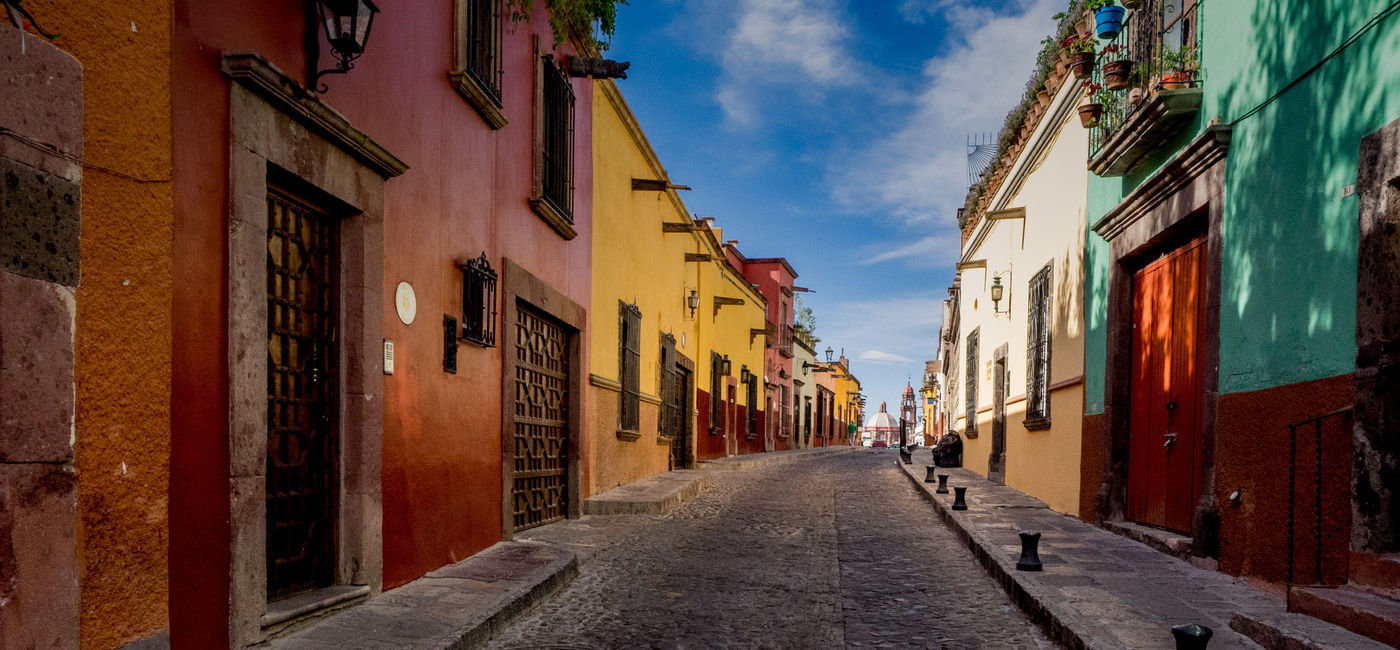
1289,585,1400,648
1351,552,1400,591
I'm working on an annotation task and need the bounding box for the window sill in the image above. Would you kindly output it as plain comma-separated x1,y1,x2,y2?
616,429,641,442
449,70,507,130
529,196,577,240
655,435,674,446
1022,417,1051,431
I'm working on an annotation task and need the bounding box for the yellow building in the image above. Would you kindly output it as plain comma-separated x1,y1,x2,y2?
941,54,1087,516
824,352,862,446
588,80,767,495
921,361,940,445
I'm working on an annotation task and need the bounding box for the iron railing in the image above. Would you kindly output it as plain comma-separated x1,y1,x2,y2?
539,55,574,222
1286,405,1352,599
463,0,502,103
1088,0,1203,158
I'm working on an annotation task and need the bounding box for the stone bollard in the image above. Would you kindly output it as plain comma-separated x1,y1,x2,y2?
1171,624,1212,650
1016,531,1043,571
936,474,950,494
952,486,968,510
900,449,912,464
925,465,938,483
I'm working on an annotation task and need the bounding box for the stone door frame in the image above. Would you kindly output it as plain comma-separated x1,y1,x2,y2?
1091,126,1229,559
222,54,404,646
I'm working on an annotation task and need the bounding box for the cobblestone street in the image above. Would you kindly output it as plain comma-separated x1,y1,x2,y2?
488,450,1053,649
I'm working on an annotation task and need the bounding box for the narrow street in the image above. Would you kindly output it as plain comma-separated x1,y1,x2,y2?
488,451,1053,649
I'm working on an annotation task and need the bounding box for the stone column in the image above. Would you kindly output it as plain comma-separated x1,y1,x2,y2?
0,23,83,650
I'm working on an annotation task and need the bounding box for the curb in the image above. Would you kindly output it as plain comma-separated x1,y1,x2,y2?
448,546,579,650
896,456,1113,650
582,470,713,516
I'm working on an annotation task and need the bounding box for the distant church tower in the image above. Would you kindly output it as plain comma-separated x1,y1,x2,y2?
900,383,917,445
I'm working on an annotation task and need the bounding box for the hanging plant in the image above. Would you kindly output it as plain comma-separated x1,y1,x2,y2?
1100,44,1133,90
1062,33,1097,79
506,0,627,51
1079,81,1114,128
1086,0,1125,40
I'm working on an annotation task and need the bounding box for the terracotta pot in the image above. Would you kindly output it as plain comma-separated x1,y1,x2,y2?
1078,103,1103,128
1160,71,1192,90
1069,52,1096,79
1103,59,1134,91
1128,87,1145,106
1123,0,1143,8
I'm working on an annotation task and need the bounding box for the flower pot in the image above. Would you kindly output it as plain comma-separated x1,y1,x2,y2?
1078,103,1103,128
1095,5,1126,40
1160,71,1192,90
1128,87,1145,105
1103,59,1134,90
1123,0,1143,8
1069,51,1096,79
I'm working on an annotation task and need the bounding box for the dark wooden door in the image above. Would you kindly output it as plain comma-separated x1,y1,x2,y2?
990,352,1007,483
1128,236,1207,533
266,188,339,601
512,306,569,531
663,358,690,470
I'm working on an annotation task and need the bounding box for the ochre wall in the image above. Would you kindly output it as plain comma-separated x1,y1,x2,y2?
1003,386,1083,516
24,2,176,647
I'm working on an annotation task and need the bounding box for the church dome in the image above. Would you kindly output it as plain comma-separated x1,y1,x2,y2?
865,401,899,430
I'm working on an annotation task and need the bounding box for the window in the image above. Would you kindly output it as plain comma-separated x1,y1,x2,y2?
451,0,506,128
965,329,979,437
618,302,641,435
710,352,723,433
658,334,681,440
1026,264,1052,427
746,374,759,436
530,53,576,239
459,253,497,347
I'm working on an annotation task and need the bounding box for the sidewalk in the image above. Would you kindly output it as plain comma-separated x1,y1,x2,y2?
266,445,853,648
897,448,1387,650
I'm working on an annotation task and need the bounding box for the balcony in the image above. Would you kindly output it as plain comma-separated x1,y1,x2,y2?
778,325,794,358
1088,0,1203,177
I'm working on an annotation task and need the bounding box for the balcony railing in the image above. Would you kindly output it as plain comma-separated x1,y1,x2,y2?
1088,0,1204,176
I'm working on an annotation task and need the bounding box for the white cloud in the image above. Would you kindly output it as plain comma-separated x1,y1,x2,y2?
830,0,1060,226
717,0,859,126
859,234,961,267
860,350,915,364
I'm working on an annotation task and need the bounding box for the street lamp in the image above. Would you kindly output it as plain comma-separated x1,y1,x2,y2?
740,365,752,383
686,289,700,318
720,354,732,377
307,0,380,93
824,346,833,362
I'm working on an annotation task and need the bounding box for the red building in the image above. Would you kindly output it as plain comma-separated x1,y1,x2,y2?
723,243,799,454
165,3,595,646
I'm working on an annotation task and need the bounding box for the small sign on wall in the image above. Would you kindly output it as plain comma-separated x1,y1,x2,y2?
384,339,395,375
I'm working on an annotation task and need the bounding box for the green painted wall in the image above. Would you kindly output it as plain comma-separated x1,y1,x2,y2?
1083,0,1400,401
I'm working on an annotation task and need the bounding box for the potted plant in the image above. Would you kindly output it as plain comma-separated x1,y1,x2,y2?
1079,81,1111,128
1123,0,1143,8
1087,0,1125,40
1063,33,1097,79
1100,44,1133,90
1159,47,1199,90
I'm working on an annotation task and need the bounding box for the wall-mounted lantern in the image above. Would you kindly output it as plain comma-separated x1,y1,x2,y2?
824,346,834,362
306,0,380,93
740,365,752,383
720,354,733,377
991,271,1011,317
686,289,700,318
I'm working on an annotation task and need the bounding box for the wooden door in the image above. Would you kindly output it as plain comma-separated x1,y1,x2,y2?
1128,236,1207,533
990,352,1007,483
266,188,339,600
511,306,569,531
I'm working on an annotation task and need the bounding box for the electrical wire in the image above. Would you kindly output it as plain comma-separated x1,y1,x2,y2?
1230,0,1400,127
0,126,170,183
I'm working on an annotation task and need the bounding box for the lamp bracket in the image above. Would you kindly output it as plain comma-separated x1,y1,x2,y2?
662,222,695,233
633,178,692,192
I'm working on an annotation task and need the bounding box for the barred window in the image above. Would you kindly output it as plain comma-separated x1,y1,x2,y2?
746,375,759,435
658,334,681,439
530,54,575,237
618,302,641,433
1026,265,1053,423
460,253,497,347
965,329,979,436
451,0,506,128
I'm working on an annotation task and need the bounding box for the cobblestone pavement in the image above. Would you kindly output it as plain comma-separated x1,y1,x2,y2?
487,450,1053,649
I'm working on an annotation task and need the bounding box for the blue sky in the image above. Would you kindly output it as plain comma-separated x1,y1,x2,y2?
606,0,1061,421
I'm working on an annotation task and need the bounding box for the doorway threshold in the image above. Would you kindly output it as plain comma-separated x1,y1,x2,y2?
1102,520,1194,562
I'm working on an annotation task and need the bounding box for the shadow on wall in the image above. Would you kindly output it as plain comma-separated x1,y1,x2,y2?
1213,0,1400,393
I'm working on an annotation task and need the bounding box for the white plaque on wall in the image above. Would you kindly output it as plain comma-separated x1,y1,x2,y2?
395,281,417,325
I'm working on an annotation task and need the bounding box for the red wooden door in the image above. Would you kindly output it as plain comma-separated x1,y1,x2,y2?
1128,236,1207,533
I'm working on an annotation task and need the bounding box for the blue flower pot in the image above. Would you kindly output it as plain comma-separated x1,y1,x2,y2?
1095,5,1125,40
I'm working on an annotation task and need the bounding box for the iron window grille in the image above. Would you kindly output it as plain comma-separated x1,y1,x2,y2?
536,54,574,222
710,352,724,433
619,302,642,434
1026,265,1053,423
658,334,681,440
965,329,979,437
746,374,759,436
460,253,498,347
463,0,502,103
